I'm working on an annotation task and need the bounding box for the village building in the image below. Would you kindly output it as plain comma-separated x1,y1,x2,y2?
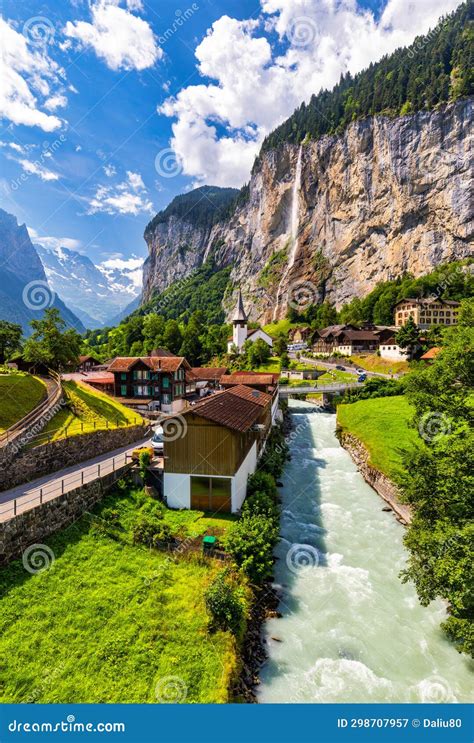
288,326,312,344
163,385,273,513
107,356,191,413
394,298,460,329
420,347,442,362
188,367,229,397
76,354,101,372
227,290,273,354
280,368,322,381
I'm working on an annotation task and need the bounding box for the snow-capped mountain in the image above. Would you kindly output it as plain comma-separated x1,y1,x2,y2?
36,245,143,328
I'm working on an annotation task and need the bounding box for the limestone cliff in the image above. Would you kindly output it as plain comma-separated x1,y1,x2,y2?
143,99,473,322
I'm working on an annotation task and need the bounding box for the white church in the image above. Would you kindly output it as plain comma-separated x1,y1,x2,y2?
227,290,274,354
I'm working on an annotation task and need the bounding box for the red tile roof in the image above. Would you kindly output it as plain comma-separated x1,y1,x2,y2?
190,367,228,381
107,356,188,373
226,384,272,407
190,389,267,432
221,373,276,387
420,346,442,360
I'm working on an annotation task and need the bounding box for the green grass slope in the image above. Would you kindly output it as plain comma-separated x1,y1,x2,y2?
0,372,46,433
337,395,422,480
0,489,239,703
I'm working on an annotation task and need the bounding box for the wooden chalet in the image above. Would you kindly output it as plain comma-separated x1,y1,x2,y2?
107,356,191,413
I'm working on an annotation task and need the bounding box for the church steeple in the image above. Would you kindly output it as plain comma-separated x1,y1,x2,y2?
232,289,248,324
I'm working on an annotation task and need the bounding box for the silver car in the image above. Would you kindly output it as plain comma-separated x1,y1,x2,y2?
151,426,164,454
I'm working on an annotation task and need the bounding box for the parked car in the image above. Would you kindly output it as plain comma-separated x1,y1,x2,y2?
151,426,165,454
358,374,367,383
335,365,345,371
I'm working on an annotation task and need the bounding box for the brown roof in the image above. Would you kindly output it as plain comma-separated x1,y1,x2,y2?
221,373,276,387
226,384,272,407
190,389,266,432
150,347,176,357
420,346,442,360
78,354,99,363
107,356,188,373
337,330,379,342
190,367,228,381
395,297,460,307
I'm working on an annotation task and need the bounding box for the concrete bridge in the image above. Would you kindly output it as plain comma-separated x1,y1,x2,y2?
278,382,361,405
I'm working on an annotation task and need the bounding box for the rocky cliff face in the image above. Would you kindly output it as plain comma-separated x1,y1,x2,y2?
143,99,473,322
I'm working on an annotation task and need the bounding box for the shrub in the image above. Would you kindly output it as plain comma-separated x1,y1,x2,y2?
247,471,278,500
242,491,279,520
259,425,290,478
204,569,246,635
132,513,164,546
151,523,173,548
227,514,279,584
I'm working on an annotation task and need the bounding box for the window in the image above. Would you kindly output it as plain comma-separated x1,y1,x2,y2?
121,372,127,381
120,385,127,396
162,393,171,405
162,377,170,389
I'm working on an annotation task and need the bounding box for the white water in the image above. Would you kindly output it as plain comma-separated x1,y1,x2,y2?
272,145,303,321
258,402,473,703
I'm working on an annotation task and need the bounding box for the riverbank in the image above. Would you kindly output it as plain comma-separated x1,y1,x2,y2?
337,430,411,525
233,404,293,703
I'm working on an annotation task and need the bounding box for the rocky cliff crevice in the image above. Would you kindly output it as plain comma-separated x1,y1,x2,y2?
143,99,473,321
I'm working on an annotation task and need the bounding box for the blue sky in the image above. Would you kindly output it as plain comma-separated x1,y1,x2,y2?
0,0,459,275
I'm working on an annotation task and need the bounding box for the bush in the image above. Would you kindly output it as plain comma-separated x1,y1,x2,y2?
151,523,174,548
132,512,164,546
242,491,279,520
204,569,246,635
259,425,290,479
247,471,278,501
344,377,403,402
227,514,279,584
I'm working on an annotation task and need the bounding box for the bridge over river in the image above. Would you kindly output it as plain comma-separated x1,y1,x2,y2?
278,382,361,398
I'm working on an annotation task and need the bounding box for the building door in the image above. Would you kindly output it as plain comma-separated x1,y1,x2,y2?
190,476,232,513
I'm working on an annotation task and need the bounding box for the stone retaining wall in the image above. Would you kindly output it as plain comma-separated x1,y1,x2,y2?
0,424,149,492
337,429,412,525
0,466,132,566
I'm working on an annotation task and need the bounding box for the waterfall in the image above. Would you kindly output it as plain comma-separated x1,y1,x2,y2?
272,145,303,321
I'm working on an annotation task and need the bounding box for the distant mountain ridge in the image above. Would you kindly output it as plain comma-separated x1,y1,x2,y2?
36,244,143,328
0,209,85,336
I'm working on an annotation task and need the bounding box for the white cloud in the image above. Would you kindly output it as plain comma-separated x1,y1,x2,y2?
103,163,116,177
64,0,162,71
44,94,68,111
29,227,82,251
19,158,59,181
87,170,153,215
0,141,28,153
100,255,143,289
161,0,461,187
0,17,65,131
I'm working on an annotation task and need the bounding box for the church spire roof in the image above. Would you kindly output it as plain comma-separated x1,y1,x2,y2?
232,289,248,323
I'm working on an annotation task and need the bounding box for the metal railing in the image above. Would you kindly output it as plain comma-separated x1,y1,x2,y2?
0,452,133,522
27,415,144,449
0,369,62,446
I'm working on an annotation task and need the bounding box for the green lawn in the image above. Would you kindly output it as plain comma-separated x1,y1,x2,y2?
0,488,241,703
0,373,46,433
337,395,422,480
350,355,410,375
262,319,296,336
35,381,143,444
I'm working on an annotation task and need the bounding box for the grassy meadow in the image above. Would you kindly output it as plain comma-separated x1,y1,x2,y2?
0,487,241,703
337,395,422,480
0,372,46,432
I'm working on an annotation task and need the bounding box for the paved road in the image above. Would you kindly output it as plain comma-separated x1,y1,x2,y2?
0,437,159,522
293,355,395,379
